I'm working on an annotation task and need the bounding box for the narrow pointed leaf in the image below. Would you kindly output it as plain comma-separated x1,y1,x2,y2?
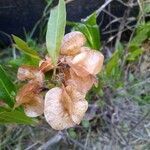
73,12,101,50
12,35,40,60
0,107,36,124
0,65,16,107
46,0,66,65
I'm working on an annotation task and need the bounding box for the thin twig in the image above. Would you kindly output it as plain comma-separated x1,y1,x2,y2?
38,132,63,150
116,0,138,7
65,0,75,4
115,0,134,48
102,9,135,31
25,142,40,150
96,0,113,16
84,128,91,150
69,138,85,149
127,111,150,134
29,1,53,38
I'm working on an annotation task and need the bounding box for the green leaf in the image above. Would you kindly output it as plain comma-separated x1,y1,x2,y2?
82,120,90,128
130,22,150,47
115,41,124,52
46,0,66,65
143,94,150,104
127,46,143,61
144,2,150,13
12,35,40,60
84,12,97,25
105,51,120,77
0,107,36,124
0,65,16,107
105,42,124,82
68,128,77,139
73,12,101,50
9,54,39,67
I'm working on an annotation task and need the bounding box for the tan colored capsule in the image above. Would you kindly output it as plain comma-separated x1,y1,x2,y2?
61,31,86,56
70,48,104,77
15,82,44,117
66,68,96,94
23,94,44,117
39,55,54,73
44,87,75,130
44,86,88,130
17,65,44,86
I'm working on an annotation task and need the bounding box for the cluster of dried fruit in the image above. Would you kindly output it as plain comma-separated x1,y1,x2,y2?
15,31,104,130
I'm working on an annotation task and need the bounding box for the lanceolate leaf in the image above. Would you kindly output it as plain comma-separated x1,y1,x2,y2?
130,22,150,47
84,12,97,26
46,0,66,65
0,107,36,124
12,35,40,60
127,46,143,62
105,43,123,78
84,12,101,50
72,12,101,50
105,51,119,77
0,65,16,107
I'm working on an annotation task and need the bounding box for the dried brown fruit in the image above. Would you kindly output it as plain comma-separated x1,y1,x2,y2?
15,82,44,117
17,66,44,85
15,83,40,105
80,46,91,52
44,87,74,130
61,31,86,56
15,31,104,130
39,55,54,73
66,68,96,94
44,86,88,130
64,85,88,124
70,48,104,77
23,94,44,117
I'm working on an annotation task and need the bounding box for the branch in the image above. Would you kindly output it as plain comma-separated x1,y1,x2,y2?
96,0,113,16
38,132,63,150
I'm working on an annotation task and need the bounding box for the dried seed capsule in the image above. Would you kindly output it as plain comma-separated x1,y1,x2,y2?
61,31,86,56
17,66,44,86
23,94,44,117
15,82,44,117
39,55,54,73
70,48,104,77
66,68,96,94
44,87,75,130
44,86,88,130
